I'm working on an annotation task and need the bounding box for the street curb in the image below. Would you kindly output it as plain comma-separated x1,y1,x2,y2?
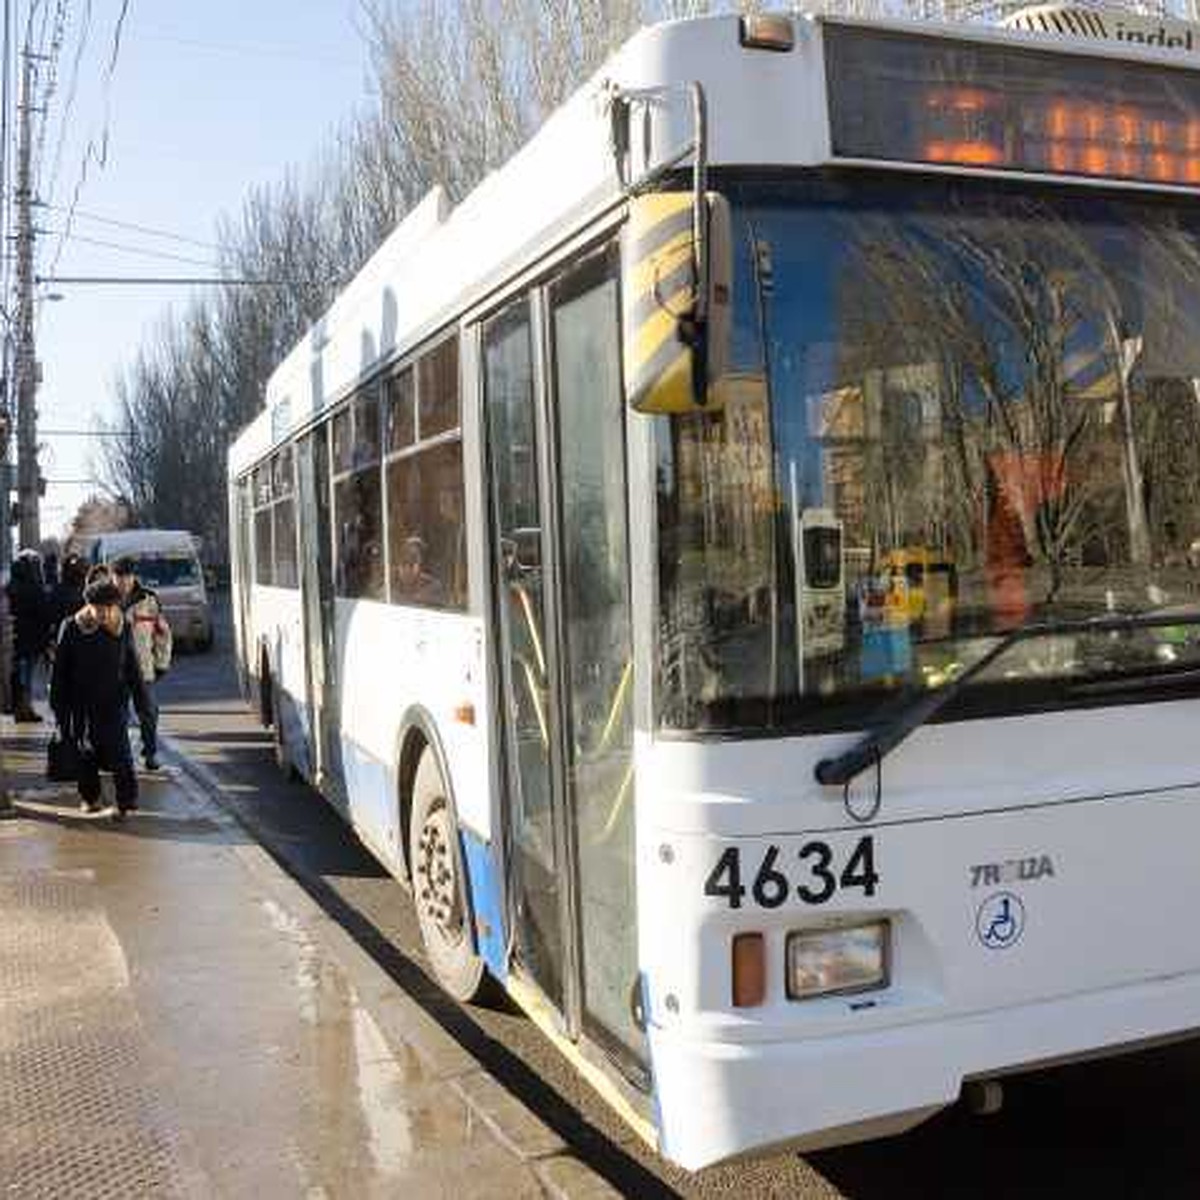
161,733,624,1200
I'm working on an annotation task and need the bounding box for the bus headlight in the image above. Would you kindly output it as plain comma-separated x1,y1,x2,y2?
786,921,890,1001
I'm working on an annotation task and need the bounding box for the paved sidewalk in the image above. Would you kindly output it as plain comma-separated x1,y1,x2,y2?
0,720,548,1199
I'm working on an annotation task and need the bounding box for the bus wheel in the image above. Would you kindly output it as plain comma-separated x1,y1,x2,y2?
409,750,486,1002
271,680,301,783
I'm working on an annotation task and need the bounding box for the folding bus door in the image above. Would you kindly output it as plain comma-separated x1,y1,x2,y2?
483,241,643,1073
296,427,345,804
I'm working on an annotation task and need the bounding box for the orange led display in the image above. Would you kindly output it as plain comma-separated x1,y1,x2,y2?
827,26,1200,191
919,93,1200,185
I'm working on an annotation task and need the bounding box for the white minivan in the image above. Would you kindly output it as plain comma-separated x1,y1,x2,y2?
89,529,213,650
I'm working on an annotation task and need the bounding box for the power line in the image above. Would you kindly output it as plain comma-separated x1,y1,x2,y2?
47,0,131,278
45,0,92,208
36,274,299,285
41,427,132,435
58,231,219,268
40,201,218,249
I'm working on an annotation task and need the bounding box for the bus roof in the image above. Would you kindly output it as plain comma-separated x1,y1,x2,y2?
229,8,1200,477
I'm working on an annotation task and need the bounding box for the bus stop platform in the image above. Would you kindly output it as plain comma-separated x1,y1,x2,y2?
0,720,611,1199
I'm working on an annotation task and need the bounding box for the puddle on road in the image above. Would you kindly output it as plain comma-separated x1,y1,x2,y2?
257,894,479,1188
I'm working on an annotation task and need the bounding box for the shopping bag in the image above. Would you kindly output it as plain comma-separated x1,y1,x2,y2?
46,730,81,782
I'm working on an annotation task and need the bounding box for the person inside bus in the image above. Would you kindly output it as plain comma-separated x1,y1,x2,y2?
50,576,149,819
112,556,172,771
394,536,445,606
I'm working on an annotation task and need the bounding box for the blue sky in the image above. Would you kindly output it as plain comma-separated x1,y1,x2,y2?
32,0,376,534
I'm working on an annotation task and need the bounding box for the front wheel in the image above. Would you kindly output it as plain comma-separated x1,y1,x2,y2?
409,750,486,1002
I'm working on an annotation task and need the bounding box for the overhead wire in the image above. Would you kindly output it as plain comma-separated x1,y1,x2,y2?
47,0,131,278
57,231,219,268
44,0,90,208
41,202,218,250
32,1,70,199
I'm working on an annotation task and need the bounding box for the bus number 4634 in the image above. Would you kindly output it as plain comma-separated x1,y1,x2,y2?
703,837,879,909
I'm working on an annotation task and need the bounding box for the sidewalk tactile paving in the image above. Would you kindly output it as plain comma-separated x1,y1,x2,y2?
0,863,204,1198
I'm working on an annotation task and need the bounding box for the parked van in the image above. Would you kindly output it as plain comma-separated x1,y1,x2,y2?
89,529,213,650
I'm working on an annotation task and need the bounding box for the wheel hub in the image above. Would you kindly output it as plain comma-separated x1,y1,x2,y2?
416,809,462,942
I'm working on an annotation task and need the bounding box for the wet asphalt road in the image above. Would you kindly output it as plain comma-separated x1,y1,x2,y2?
158,598,1200,1198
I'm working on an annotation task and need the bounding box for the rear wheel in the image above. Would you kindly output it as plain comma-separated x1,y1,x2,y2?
409,749,486,1002
271,678,301,783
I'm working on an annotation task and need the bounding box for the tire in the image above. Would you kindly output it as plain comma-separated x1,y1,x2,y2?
409,749,486,1002
271,677,302,783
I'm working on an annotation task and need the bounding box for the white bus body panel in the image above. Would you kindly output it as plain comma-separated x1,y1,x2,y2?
638,699,1200,1167
252,583,305,743
333,600,490,855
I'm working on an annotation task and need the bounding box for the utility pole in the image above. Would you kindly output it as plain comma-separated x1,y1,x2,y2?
13,44,37,551
0,0,15,814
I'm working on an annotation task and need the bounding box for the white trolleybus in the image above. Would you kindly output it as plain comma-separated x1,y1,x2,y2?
230,7,1200,1168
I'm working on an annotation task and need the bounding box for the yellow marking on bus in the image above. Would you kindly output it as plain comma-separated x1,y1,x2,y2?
514,584,546,676
627,230,695,299
596,660,632,755
505,974,659,1152
520,660,549,749
630,286,696,374
599,763,634,844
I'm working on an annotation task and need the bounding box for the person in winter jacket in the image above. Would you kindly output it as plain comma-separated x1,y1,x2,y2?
111,556,171,770
47,553,88,639
50,576,149,818
7,549,50,722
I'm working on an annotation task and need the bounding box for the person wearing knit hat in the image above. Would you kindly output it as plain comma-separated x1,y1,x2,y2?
49,575,150,819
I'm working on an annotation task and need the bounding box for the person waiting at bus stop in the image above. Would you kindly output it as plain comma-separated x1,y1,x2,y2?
50,576,149,819
111,555,172,771
7,548,50,723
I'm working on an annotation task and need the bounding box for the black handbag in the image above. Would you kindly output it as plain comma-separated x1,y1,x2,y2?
46,730,81,782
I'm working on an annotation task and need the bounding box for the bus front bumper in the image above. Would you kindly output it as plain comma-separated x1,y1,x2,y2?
650,968,1200,1169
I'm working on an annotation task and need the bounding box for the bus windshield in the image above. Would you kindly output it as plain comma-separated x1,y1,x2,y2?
656,176,1200,733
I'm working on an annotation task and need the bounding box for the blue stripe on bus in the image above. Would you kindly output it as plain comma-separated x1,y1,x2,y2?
460,830,508,982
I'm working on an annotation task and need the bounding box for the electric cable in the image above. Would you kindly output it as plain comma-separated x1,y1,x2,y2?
56,231,219,267
41,202,218,250
47,0,130,277
44,0,90,208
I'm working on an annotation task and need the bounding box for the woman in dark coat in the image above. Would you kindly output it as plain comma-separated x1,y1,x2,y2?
47,553,88,637
7,549,50,722
50,577,149,818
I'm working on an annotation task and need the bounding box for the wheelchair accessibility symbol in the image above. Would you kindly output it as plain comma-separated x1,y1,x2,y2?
976,891,1025,950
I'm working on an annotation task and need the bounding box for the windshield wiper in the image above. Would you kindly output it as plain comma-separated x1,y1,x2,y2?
814,611,1200,788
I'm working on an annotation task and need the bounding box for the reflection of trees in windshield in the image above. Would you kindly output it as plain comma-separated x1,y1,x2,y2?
133,556,200,588
657,178,1200,732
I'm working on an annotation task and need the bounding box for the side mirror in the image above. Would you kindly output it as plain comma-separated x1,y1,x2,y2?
622,191,731,414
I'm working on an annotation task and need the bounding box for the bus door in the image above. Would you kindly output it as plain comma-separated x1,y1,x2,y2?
232,477,254,692
296,427,345,804
483,242,643,1072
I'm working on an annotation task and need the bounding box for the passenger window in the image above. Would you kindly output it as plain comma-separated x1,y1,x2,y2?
385,334,468,610
332,407,354,474
334,469,385,600
418,337,459,439
355,382,382,467
387,366,415,451
333,396,385,601
386,442,467,609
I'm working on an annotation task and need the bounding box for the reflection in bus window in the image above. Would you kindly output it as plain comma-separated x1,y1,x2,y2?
418,337,459,439
334,469,384,600
354,382,382,467
386,365,415,452
385,441,467,610
658,177,1200,732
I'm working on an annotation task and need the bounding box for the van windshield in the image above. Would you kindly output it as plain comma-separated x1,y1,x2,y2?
129,555,200,588
655,175,1200,733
